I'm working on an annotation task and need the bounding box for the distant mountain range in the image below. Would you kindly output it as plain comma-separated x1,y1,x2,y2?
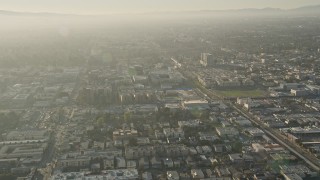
193,4,320,15
1,4,320,17
290,4,320,13
0,10,77,16
292,4,320,11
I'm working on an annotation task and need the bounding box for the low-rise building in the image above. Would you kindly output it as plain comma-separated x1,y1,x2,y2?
116,157,126,169
163,128,185,138
52,169,139,180
57,156,90,169
103,156,115,169
216,127,239,138
167,171,179,180
113,128,138,140
191,169,205,179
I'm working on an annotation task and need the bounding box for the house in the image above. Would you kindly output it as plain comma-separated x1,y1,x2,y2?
91,163,100,173
202,146,212,154
178,120,201,128
204,169,213,178
137,137,151,145
103,156,114,169
185,156,196,167
189,147,198,155
105,148,123,157
150,156,162,169
216,127,239,138
163,158,174,168
163,128,185,138
199,132,218,142
209,157,218,166
213,145,225,153
115,157,126,168
191,169,205,179
198,155,211,166
228,153,254,166
173,160,181,168
113,128,138,140
139,157,150,170
196,146,204,154
167,171,180,180
126,160,137,169
179,173,191,180
142,172,153,180
125,146,155,159
165,145,189,157
155,130,165,139
215,167,231,177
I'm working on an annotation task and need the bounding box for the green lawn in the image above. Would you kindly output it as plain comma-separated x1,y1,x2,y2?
215,89,266,98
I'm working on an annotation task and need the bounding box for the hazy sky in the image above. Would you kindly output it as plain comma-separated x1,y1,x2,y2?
1,0,320,14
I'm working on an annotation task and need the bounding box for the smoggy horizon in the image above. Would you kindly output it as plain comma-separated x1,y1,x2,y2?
1,0,320,15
